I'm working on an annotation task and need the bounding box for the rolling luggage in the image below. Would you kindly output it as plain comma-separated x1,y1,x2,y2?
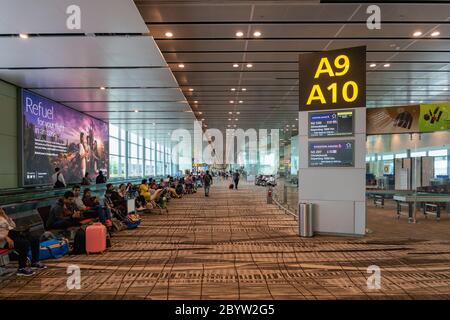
85,223,107,254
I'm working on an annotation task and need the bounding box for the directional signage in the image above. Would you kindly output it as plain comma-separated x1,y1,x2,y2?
309,110,354,137
308,140,354,167
299,46,366,111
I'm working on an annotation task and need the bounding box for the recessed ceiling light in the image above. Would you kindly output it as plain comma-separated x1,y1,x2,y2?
253,31,262,37
235,118,239,121
234,125,237,127
228,118,232,121
198,111,203,115
286,125,289,127
241,88,247,91
228,112,233,114
194,100,198,103
100,86,106,90
201,118,205,121
235,31,244,37
19,33,29,39
413,31,422,37
292,125,295,127
369,63,377,68
229,100,234,103
246,63,253,68
134,110,139,113
153,123,156,125
178,64,185,68
228,125,231,127
189,88,194,91
444,88,448,91
233,63,239,68
231,88,236,91
165,32,173,38
431,31,440,37
383,63,391,68
238,100,243,104
236,112,240,115
295,118,298,121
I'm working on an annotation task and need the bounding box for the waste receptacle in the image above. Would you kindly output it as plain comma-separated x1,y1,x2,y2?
267,187,273,204
299,203,313,237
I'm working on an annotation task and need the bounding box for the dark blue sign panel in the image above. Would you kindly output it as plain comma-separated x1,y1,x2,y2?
309,110,354,137
309,140,354,167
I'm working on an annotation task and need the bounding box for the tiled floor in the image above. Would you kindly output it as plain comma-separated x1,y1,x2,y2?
0,180,449,300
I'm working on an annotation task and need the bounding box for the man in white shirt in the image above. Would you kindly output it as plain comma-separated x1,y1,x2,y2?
52,167,66,188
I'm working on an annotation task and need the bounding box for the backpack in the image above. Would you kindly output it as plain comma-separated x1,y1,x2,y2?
72,225,88,255
54,172,65,188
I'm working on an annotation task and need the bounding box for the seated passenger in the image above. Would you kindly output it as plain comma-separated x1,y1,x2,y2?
81,172,92,186
72,185,111,227
95,170,107,184
52,167,66,189
0,208,47,277
118,183,127,199
47,191,81,230
82,189,112,227
104,189,126,219
139,179,151,202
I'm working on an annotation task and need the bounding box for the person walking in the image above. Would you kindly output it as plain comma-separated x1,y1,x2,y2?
233,170,240,190
203,170,213,197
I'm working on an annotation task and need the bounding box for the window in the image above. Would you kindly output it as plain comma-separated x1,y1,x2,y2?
109,124,126,178
382,154,394,160
429,149,448,157
411,151,426,158
128,132,144,177
395,153,408,159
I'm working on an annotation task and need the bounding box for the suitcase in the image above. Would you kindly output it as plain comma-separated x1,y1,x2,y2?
85,223,107,254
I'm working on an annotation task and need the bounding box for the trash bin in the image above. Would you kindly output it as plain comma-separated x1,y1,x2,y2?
267,187,273,204
299,203,313,237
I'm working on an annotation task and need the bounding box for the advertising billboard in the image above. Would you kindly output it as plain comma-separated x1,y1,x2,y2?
21,89,109,186
419,103,450,132
366,105,420,135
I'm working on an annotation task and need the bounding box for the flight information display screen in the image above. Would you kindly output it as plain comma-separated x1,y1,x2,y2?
309,140,354,167
308,110,354,137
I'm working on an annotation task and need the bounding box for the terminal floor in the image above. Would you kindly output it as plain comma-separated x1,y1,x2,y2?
0,181,449,300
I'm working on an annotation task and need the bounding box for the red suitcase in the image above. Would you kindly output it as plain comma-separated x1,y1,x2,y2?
85,223,107,255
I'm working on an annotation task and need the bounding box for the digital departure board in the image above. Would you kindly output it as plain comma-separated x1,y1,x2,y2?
309,110,354,137
309,140,354,167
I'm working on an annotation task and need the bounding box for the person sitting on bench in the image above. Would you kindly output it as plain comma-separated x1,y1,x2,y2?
0,208,47,277
72,185,111,227
82,189,112,227
47,191,81,230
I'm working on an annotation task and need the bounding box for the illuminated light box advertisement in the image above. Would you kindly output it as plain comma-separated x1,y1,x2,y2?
308,140,354,167
21,89,109,186
419,103,450,132
309,110,354,137
366,105,420,134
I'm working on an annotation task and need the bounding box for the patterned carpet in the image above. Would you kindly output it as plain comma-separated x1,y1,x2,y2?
0,180,449,300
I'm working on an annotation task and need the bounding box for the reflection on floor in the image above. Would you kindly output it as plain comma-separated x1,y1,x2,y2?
0,180,449,299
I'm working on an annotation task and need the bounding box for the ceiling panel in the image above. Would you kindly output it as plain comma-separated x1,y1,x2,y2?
31,88,185,102
0,0,148,34
0,36,167,68
0,68,179,88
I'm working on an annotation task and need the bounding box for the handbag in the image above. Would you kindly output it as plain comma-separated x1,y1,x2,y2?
29,237,69,260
